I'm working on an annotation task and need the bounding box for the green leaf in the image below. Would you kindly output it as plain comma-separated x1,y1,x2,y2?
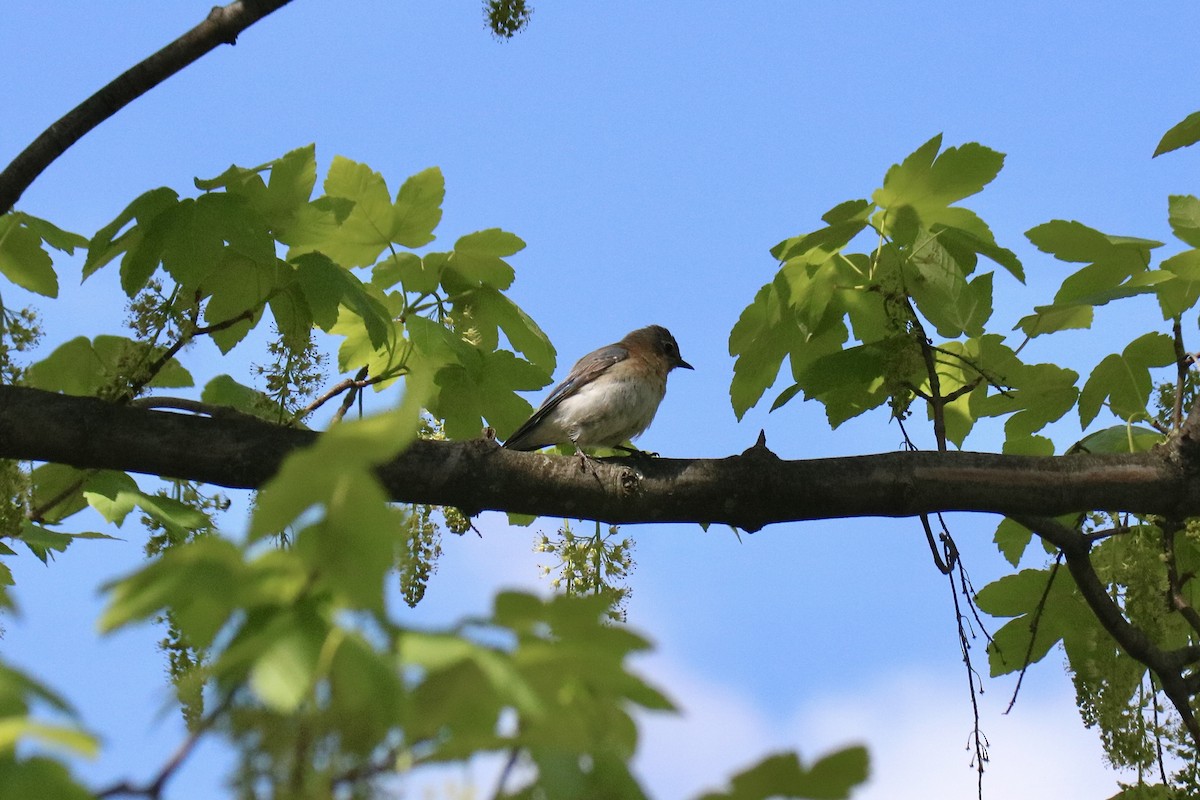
453,286,556,372
0,719,98,758
729,282,799,419
84,187,178,286
267,280,316,348
977,566,1096,677
1068,425,1163,455
906,232,993,337
0,755,95,800
993,517,1034,567
201,374,280,420
14,213,87,254
430,348,545,439
1168,195,1200,247
249,374,432,538
445,228,522,290
371,251,435,293
935,207,1025,282
0,663,76,718
1079,333,1175,427
0,214,58,297
245,609,327,712
263,144,319,228
392,166,445,248
1027,220,1121,263
15,522,116,564
304,156,394,267
1015,303,1093,337
973,359,1079,439
25,338,100,396
331,303,409,385
794,343,892,428
1157,248,1200,319
83,471,209,535
695,747,869,800
29,465,90,524
770,211,868,263
22,335,194,397
293,252,393,349
199,252,276,353
872,135,1005,233
154,199,219,290
100,536,246,645
1154,109,1200,157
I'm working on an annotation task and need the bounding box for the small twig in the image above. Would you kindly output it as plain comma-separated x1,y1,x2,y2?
1150,673,1169,787
926,344,1014,398
491,746,522,800
941,377,983,405
1173,317,1189,431
1005,553,1064,713
120,307,258,404
0,0,295,215
1161,518,1200,638
921,513,952,574
28,473,91,525
293,367,396,423
127,396,249,419
331,367,370,424
945,553,988,800
96,691,235,799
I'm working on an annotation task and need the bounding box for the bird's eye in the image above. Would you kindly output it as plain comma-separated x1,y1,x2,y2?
665,342,677,355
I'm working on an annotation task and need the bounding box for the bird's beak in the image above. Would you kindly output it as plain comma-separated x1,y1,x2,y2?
677,358,694,370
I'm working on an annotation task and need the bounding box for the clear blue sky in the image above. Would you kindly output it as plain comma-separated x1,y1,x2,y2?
3,2,1199,797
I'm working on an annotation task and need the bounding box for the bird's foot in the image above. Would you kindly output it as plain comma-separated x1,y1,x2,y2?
574,448,603,476
614,444,658,459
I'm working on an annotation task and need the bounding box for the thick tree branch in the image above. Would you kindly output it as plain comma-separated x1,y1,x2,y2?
0,0,294,215
3,385,1200,529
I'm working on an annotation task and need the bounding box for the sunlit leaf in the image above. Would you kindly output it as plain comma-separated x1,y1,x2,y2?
1154,109,1200,157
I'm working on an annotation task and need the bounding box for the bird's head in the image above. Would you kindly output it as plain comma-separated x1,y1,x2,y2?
625,325,693,372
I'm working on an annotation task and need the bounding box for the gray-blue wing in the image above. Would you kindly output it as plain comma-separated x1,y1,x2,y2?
502,343,628,450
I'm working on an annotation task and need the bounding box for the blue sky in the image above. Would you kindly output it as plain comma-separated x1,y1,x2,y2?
3,2,1200,797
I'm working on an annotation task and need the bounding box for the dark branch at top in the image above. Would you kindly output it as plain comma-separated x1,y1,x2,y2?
0,0,295,216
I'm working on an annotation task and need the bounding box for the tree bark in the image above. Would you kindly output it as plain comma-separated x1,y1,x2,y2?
1,385,1196,530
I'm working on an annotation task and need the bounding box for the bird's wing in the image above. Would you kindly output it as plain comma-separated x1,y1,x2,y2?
504,344,628,449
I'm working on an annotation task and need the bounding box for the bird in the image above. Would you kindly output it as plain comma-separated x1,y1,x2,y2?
502,325,693,457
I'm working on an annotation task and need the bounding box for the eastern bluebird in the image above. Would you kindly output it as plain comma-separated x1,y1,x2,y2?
503,325,693,455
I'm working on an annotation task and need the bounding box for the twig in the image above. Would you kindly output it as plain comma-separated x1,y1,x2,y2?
491,746,522,800
1016,513,1200,746
1161,517,1200,638
920,513,952,575
0,0,296,215
947,558,989,800
1150,673,1169,787
1004,553,1064,713
926,343,1015,398
128,396,251,419
125,308,257,401
298,366,370,424
96,691,235,798
1173,317,1189,431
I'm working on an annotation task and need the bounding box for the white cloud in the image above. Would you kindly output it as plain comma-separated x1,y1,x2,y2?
632,657,1125,800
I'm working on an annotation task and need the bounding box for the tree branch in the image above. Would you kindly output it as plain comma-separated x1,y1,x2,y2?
0,0,295,215
1014,514,1200,745
3,385,1200,530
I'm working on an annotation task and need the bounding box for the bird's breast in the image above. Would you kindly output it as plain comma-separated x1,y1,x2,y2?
554,373,667,447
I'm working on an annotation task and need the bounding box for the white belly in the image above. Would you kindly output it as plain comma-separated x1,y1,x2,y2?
550,374,666,447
